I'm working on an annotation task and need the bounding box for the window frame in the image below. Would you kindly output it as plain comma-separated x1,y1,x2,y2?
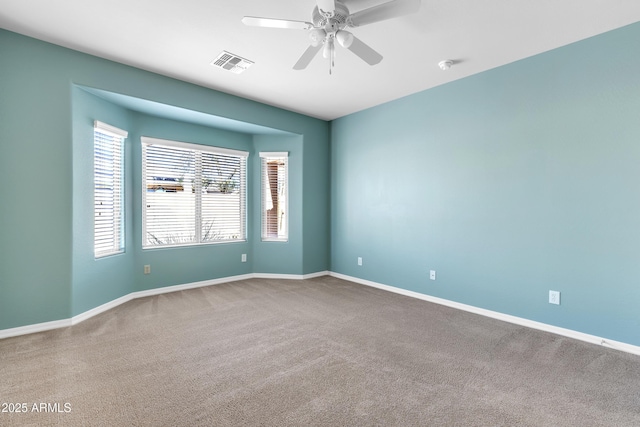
93,120,127,258
260,151,289,242
141,136,248,249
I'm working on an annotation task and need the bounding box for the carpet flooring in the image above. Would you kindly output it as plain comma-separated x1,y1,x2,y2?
1,276,640,426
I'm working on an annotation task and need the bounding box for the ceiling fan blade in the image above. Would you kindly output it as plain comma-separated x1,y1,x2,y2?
293,44,323,70
242,16,313,30
316,0,336,14
340,0,374,7
348,0,421,27
347,36,383,65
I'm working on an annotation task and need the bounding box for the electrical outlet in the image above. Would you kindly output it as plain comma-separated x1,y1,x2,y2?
357,257,363,266
549,290,560,305
430,270,436,280
144,265,151,275
241,254,247,263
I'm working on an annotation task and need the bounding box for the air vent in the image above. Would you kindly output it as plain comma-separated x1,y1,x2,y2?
212,51,254,74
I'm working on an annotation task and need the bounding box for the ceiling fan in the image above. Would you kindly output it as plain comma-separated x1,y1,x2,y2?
242,0,421,73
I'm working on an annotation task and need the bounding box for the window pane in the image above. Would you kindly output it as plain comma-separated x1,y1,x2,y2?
94,127,125,257
142,138,247,248
201,152,246,242
261,154,288,241
143,144,196,246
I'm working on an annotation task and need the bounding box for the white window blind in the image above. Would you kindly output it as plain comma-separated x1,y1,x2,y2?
94,120,127,258
260,152,288,242
142,137,248,248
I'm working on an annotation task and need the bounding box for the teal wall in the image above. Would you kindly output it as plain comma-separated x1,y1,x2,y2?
331,22,640,346
0,32,74,329
302,123,331,274
251,135,304,274
72,87,136,315
0,29,330,329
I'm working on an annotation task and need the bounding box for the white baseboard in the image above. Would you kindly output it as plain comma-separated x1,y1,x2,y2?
0,272,328,340
132,273,255,300
254,271,330,280
329,272,640,357
0,318,73,340
72,294,134,325
303,270,330,279
69,273,256,327
254,273,306,280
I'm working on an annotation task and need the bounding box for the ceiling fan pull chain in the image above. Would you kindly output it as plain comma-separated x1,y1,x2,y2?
332,44,335,67
331,44,336,74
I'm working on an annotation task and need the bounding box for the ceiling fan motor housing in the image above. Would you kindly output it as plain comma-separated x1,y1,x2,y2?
312,1,350,28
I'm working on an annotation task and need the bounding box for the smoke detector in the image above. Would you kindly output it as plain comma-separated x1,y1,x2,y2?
212,51,254,74
438,60,453,71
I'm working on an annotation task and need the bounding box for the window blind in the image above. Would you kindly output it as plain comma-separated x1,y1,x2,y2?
94,121,127,258
142,137,247,248
260,152,288,242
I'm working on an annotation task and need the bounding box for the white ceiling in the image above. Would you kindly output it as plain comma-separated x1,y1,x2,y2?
1,0,639,121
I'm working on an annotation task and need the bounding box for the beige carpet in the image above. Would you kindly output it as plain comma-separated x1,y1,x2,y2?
1,276,639,426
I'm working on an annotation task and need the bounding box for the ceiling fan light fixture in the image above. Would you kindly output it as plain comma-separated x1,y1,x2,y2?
322,39,334,59
336,30,354,48
309,28,327,47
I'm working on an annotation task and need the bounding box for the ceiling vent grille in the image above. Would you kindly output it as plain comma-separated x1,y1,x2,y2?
212,51,254,74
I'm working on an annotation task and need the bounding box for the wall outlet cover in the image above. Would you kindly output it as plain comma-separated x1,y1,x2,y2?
549,290,560,305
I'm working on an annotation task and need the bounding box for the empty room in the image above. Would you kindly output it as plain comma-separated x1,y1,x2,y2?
1,1,640,425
